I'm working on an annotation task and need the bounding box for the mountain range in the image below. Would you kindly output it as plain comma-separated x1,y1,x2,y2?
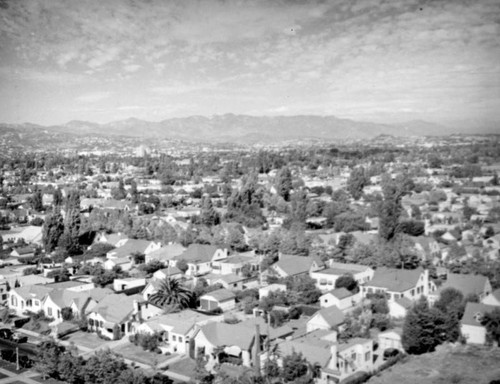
0,114,497,144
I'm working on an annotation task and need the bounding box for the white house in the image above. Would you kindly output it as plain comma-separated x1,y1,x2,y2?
319,288,361,311
461,302,497,345
311,262,374,292
259,284,287,299
482,289,500,306
378,328,403,352
306,306,345,333
199,288,236,312
174,244,228,277
388,297,414,318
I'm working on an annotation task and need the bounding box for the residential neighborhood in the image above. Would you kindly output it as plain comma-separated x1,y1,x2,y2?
0,132,498,384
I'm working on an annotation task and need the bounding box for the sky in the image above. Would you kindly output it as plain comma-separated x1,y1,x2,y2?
0,0,499,126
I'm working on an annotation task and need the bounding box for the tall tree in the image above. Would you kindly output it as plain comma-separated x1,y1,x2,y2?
200,196,220,227
347,166,368,200
42,211,64,253
62,190,81,255
379,174,404,241
148,276,193,312
276,167,293,201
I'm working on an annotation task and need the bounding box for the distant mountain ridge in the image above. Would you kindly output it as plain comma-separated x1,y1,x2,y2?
1,114,497,144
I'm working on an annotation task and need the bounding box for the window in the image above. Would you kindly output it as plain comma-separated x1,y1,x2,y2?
178,337,183,343
48,307,52,316
365,351,371,361
411,289,415,296
172,335,177,342
351,352,356,361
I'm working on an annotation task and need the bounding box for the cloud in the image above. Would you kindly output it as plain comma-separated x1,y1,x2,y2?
76,91,112,103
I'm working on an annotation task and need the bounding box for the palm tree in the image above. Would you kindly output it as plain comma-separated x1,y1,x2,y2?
148,276,193,312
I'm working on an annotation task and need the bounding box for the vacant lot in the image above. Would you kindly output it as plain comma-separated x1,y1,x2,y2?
368,344,500,384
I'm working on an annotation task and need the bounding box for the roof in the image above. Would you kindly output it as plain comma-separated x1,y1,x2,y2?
176,244,220,264
329,261,372,272
199,322,255,350
212,273,247,285
45,289,90,309
145,309,214,335
273,255,315,277
107,239,153,258
147,244,186,261
394,297,413,309
314,305,345,327
461,302,497,327
328,288,352,300
277,330,336,367
440,273,489,297
201,288,236,302
90,293,142,324
238,317,294,340
367,267,424,292
12,285,54,301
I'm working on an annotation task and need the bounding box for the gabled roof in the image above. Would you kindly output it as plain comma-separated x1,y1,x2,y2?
176,244,220,264
327,288,352,300
12,285,54,301
108,239,153,258
90,293,142,324
238,317,293,340
367,267,424,292
394,297,413,309
198,322,255,350
201,288,236,302
461,302,497,327
147,244,186,261
273,255,316,277
313,305,345,327
440,273,489,297
45,289,90,309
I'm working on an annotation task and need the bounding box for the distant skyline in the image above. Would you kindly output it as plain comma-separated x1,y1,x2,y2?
0,0,499,126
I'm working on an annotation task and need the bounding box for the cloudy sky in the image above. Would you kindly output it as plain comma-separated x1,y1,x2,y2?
0,0,499,125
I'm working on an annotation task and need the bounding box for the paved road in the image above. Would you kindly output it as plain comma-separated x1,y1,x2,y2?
0,339,37,358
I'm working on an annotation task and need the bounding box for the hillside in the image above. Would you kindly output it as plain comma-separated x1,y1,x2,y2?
367,344,500,384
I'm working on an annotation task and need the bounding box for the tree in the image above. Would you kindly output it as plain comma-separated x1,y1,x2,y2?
482,307,500,345
282,351,309,382
176,259,189,274
200,196,220,227
335,274,358,292
62,190,82,255
379,174,405,241
83,349,128,384
276,167,293,201
58,352,85,384
347,166,368,200
226,225,248,252
34,340,65,380
53,188,63,207
148,276,193,311
30,190,44,211
42,211,64,253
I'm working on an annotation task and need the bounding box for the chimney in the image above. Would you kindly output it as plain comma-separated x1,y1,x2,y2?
254,324,261,376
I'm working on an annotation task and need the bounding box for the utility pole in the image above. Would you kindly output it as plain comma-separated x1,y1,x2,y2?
16,345,19,371
254,324,261,377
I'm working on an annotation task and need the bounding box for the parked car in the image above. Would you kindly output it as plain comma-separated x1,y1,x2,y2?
383,348,401,360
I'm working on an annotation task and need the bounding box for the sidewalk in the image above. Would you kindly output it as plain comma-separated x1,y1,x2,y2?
0,366,42,384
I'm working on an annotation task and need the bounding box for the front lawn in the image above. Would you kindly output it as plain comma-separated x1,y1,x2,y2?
61,331,110,350
167,357,197,379
113,343,174,367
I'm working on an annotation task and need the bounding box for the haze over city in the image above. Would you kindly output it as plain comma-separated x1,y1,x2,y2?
1,0,499,127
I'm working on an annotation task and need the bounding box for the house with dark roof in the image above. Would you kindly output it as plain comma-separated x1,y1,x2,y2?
306,305,345,333
276,329,374,384
432,273,492,303
319,288,361,311
270,254,324,278
361,267,435,302
174,244,228,277
199,288,236,312
461,302,497,345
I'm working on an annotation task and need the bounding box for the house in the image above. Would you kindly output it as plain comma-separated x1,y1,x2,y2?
270,254,324,278
361,267,434,302
311,262,374,292
113,277,146,293
193,321,257,367
482,289,500,306
205,273,252,291
106,239,161,259
10,246,36,259
94,232,129,247
319,288,361,311
87,293,146,340
8,285,54,316
152,266,183,281
388,297,414,318
434,273,492,302
135,309,216,355
104,257,133,271
211,253,260,276
378,328,403,352
461,302,497,345
42,289,94,324
145,244,186,264
306,305,345,333
174,244,228,277
277,330,374,384
199,288,236,312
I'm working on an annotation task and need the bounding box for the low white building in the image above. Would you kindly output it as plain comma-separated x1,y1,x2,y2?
319,288,361,311
461,302,496,345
